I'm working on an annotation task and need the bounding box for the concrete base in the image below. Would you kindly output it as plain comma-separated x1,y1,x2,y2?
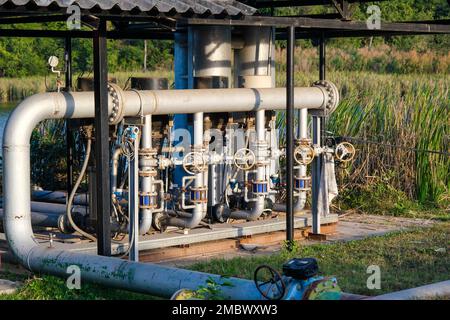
0,279,20,295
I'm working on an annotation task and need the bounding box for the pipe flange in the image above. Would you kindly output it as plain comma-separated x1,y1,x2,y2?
139,169,157,177
139,191,158,209
140,147,158,157
108,83,125,125
312,80,340,116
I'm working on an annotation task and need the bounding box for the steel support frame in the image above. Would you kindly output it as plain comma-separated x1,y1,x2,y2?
286,26,295,249
64,37,74,198
93,19,111,256
311,34,326,235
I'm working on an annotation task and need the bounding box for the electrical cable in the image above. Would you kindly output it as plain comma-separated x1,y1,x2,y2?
66,130,97,242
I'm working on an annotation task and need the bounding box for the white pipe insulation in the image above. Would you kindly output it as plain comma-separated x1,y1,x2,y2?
295,108,309,212
2,84,337,298
138,114,153,235
164,112,206,229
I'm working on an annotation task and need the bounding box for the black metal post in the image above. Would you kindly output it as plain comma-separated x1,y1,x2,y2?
286,25,295,250
319,33,326,81
311,33,326,235
93,19,111,256
64,37,74,198
319,33,327,145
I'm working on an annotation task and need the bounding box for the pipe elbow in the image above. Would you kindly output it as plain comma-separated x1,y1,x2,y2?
138,210,153,235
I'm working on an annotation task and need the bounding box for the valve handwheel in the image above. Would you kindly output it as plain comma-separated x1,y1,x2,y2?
335,142,356,162
254,265,286,300
233,148,256,171
182,152,207,175
294,145,315,165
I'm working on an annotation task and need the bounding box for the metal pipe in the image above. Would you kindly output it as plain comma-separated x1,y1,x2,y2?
129,131,140,260
164,112,205,229
31,201,87,216
32,190,88,205
111,148,122,194
138,115,153,235
294,108,308,212
231,26,274,221
0,209,60,229
367,281,450,300
127,87,333,115
2,84,337,298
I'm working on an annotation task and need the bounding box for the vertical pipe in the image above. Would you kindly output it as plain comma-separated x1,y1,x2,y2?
194,112,205,218
93,19,111,256
65,37,73,199
294,108,308,212
286,26,295,249
129,133,140,261
173,31,189,188
139,115,153,235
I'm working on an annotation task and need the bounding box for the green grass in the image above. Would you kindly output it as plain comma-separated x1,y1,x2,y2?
0,271,153,300
189,222,450,296
336,179,450,221
1,222,448,299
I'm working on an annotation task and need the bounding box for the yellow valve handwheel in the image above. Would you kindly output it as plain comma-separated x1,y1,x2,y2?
294,145,315,165
233,148,256,171
182,152,207,175
335,142,356,162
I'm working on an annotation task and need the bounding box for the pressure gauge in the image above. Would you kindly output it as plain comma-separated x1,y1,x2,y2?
48,56,59,68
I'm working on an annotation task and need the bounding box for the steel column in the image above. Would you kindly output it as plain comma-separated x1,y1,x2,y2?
93,19,111,256
286,25,295,249
311,34,326,234
64,37,74,198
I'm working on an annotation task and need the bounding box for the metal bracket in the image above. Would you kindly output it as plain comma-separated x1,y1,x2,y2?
330,0,352,21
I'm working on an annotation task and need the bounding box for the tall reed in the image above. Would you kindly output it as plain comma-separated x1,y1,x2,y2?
277,71,449,207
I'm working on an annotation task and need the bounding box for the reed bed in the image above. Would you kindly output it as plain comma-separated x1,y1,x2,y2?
1,64,447,209
277,71,449,208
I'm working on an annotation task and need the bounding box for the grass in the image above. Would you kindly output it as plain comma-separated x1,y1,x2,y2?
0,271,152,300
1,222,448,299
189,222,450,296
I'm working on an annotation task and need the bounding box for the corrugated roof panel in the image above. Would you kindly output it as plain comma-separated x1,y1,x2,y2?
0,0,257,16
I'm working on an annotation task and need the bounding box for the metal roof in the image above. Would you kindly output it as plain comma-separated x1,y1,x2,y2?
0,0,257,17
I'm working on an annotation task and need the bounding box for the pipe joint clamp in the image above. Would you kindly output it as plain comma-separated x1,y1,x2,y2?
139,191,158,209
252,180,269,195
312,80,340,116
107,83,125,125
294,176,311,191
190,186,208,203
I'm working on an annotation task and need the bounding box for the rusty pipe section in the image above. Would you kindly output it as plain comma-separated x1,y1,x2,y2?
2,84,337,298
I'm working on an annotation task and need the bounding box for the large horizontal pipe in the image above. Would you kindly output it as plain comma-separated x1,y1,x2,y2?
125,86,337,115
367,281,450,300
32,190,88,205
2,83,337,299
0,209,60,228
31,201,87,216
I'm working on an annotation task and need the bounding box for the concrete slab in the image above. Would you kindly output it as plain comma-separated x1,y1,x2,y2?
0,279,20,295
